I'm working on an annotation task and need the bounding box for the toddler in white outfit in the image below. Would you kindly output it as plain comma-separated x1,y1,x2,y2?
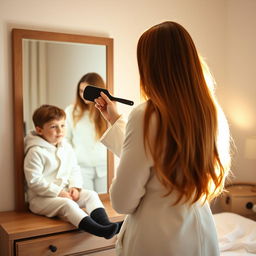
24,104,121,239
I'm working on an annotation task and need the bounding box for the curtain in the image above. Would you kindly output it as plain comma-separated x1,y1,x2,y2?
23,40,47,135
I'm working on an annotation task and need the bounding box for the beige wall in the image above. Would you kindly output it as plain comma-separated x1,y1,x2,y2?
222,0,256,181
0,0,254,211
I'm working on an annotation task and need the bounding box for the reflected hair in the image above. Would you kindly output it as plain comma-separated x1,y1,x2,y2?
33,104,66,128
137,21,231,204
73,72,107,139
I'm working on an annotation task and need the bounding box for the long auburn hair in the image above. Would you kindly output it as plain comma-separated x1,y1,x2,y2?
137,21,231,204
73,72,107,139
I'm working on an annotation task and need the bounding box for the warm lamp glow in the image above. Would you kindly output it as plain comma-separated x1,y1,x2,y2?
228,99,255,130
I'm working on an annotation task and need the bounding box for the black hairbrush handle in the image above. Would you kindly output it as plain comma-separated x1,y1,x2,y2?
111,96,134,106
83,85,134,106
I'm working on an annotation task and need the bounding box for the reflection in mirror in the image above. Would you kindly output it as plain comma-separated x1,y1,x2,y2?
23,40,108,193
65,73,108,193
12,29,113,211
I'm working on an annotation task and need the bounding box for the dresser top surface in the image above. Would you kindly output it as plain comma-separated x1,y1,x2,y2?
0,200,123,240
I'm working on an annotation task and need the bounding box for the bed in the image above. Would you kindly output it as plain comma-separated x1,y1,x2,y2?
213,212,256,256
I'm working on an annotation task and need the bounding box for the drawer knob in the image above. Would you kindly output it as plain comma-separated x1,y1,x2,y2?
49,244,57,252
246,202,256,213
246,202,253,209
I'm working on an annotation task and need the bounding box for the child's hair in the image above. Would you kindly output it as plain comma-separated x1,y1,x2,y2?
137,21,231,204
32,104,66,128
73,72,107,139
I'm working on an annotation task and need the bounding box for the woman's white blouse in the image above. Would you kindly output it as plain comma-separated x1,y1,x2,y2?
100,102,221,256
65,105,107,169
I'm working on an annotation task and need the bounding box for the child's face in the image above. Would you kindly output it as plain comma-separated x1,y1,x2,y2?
36,118,66,146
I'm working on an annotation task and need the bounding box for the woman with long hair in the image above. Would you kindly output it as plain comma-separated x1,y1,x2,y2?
95,21,231,256
65,73,108,193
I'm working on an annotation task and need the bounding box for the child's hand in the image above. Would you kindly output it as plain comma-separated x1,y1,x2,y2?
58,189,72,199
69,187,80,201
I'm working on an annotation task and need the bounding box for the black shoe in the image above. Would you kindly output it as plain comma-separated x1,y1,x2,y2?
79,216,118,239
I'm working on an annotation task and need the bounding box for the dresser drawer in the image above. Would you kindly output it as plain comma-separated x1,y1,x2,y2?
15,230,117,256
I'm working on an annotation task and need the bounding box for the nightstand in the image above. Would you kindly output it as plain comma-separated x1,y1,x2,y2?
221,184,256,220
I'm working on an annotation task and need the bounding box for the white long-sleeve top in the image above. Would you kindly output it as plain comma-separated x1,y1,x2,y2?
65,105,107,170
24,131,83,202
100,102,224,256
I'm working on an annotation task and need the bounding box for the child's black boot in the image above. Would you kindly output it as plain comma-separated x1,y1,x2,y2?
78,216,118,239
91,207,124,233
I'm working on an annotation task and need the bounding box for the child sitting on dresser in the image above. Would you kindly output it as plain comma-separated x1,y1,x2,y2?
24,104,121,239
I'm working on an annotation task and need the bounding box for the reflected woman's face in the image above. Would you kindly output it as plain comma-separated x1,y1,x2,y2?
79,82,92,104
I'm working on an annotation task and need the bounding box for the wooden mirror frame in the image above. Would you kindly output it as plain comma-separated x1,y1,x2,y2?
12,28,114,211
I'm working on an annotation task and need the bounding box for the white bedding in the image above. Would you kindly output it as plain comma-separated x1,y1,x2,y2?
213,212,256,256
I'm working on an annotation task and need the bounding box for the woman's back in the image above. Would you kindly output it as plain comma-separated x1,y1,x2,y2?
97,21,231,256
107,102,220,256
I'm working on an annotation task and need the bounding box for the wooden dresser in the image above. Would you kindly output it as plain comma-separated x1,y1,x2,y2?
0,200,124,256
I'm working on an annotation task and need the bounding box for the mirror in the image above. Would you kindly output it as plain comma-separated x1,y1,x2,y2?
12,29,114,211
